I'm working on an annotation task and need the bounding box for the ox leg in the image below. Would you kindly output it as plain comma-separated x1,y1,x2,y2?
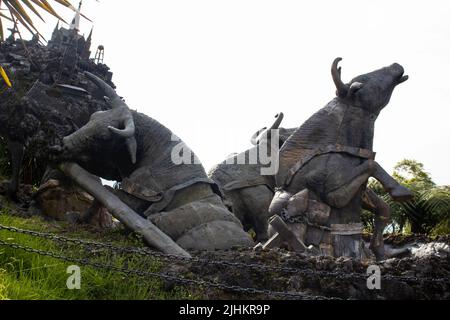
362,189,390,261
239,185,274,242
371,163,413,202
325,160,412,209
7,139,24,198
325,160,374,208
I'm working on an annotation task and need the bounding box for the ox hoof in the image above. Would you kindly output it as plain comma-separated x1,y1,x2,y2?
370,240,385,261
390,185,413,202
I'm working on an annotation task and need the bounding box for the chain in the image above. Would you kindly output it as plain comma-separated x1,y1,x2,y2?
280,211,332,231
0,239,334,300
1,224,360,281
1,224,449,285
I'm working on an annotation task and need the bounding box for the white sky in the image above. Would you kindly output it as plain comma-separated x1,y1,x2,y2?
9,0,450,185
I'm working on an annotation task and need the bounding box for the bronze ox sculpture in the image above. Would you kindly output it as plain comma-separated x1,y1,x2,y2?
210,114,395,259
49,57,412,260
209,113,296,242
51,72,253,256
269,58,413,260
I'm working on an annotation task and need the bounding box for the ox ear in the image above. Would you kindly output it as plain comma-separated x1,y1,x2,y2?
347,82,364,97
108,116,135,138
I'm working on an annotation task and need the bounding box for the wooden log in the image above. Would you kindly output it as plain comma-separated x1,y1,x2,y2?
262,232,282,250
59,162,191,258
268,215,307,252
253,242,263,250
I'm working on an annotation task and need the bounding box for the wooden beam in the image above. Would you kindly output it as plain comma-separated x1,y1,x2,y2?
268,215,308,252
59,162,191,258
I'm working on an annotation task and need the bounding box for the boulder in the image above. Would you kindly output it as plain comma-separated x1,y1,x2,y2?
35,179,112,228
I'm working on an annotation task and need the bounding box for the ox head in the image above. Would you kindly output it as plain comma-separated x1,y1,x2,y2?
51,72,137,167
332,58,408,115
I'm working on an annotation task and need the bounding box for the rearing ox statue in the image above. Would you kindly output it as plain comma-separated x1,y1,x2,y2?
51,72,253,254
269,58,413,260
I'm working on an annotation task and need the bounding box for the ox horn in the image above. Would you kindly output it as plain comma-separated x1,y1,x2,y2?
85,72,137,164
331,57,349,98
251,113,284,145
270,112,284,130
347,81,364,96
84,72,129,109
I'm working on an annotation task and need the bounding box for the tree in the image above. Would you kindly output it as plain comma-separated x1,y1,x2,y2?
368,159,450,235
393,159,435,190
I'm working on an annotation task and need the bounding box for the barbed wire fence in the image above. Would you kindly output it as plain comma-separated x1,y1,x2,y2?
0,223,449,300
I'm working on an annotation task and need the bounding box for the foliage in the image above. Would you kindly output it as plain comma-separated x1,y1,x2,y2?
393,159,435,190
361,209,374,233
0,210,196,300
0,0,84,42
0,137,47,187
367,159,450,235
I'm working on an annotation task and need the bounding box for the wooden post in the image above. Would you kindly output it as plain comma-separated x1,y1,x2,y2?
330,223,364,259
59,162,191,258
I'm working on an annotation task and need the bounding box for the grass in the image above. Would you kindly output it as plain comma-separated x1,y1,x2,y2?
0,209,196,300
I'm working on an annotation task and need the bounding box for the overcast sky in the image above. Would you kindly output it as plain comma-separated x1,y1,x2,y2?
11,0,450,185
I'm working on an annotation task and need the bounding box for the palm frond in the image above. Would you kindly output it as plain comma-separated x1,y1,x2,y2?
419,187,450,219
0,0,89,42
21,0,46,23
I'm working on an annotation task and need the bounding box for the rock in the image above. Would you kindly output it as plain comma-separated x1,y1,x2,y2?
411,242,450,259
34,178,112,228
35,179,92,221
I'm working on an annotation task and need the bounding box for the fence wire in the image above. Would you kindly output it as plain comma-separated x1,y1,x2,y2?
1,224,449,285
0,238,333,300
1,223,449,300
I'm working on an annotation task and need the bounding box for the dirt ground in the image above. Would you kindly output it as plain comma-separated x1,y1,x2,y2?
164,240,450,300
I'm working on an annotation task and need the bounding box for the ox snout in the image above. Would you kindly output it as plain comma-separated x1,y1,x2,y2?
391,63,404,74
49,140,90,164
49,135,80,161
48,141,72,160
390,63,409,84
48,143,67,163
